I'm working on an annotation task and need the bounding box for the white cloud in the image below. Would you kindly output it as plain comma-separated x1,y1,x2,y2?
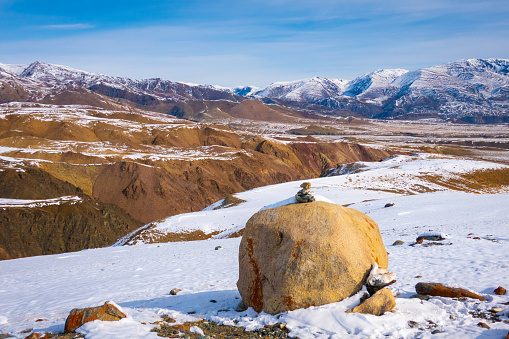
40,23,95,30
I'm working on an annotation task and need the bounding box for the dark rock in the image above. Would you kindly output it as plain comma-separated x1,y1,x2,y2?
384,203,395,208
431,329,442,334
392,240,404,246
214,246,222,250
415,282,486,301
169,288,181,295
416,234,446,242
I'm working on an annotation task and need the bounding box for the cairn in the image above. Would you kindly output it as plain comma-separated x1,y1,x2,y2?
295,182,315,203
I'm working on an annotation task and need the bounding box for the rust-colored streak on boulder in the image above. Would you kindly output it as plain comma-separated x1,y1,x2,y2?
245,238,264,312
64,301,126,333
415,282,486,301
237,201,388,314
346,288,396,316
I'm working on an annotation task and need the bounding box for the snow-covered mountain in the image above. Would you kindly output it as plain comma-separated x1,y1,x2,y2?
0,61,242,104
1,59,509,122
254,77,349,102
251,59,509,122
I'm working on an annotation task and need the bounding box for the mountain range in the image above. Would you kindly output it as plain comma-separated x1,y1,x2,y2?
1,58,509,123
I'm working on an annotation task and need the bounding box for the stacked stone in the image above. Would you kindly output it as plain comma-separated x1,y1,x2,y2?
295,182,315,203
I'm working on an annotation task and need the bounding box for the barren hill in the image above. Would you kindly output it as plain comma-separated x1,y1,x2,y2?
0,103,393,259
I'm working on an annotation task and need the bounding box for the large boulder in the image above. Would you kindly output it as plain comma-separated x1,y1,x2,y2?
237,201,388,314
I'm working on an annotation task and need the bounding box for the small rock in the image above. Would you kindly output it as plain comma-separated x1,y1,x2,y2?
209,300,217,303
169,288,181,295
392,240,405,246
408,320,419,328
346,288,396,316
64,301,126,333
384,203,395,208
0,335,13,339
24,334,39,339
495,286,507,295
489,307,504,313
415,275,423,278
477,322,490,329
431,329,442,334
161,315,176,323
415,282,486,301
416,232,448,242
214,246,222,250
410,238,424,246
235,300,247,312
295,182,315,203
366,264,396,295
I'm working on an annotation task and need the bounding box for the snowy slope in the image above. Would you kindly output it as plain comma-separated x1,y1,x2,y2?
343,69,409,103
117,153,509,244
0,155,508,338
254,77,349,103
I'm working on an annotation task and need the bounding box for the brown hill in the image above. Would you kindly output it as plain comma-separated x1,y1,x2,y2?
0,168,142,260
0,104,394,259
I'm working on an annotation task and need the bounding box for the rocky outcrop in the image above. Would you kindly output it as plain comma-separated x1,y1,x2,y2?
0,168,142,260
237,201,388,314
64,301,126,333
346,288,396,316
415,282,486,301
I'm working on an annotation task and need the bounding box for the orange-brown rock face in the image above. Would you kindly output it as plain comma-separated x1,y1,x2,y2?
237,201,388,314
64,302,126,333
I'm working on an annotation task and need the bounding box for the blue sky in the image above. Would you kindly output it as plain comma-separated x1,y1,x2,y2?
1,0,508,87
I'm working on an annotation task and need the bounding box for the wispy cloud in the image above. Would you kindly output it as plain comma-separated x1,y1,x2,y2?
40,23,94,30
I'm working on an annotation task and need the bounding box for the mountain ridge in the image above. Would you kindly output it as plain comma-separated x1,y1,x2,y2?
1,58,509,123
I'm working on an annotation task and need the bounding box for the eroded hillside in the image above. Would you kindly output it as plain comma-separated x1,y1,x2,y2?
0,103,393,259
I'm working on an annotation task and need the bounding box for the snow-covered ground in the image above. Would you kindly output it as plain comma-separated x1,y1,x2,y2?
1,155,508,338
0,196,81,208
